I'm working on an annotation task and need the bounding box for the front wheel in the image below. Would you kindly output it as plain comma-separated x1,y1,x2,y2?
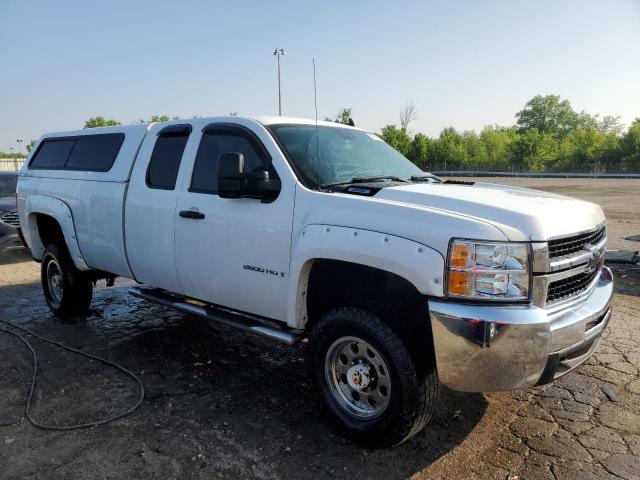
306,307,439,447
41,243,93,319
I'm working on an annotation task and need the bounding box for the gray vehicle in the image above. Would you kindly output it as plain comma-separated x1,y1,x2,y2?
0,172,22,244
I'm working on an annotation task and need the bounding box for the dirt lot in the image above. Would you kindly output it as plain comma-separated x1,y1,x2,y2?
1,178,639,479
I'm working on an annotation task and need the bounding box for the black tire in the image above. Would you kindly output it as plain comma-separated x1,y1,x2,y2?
306,307,439,448
41,243,93,319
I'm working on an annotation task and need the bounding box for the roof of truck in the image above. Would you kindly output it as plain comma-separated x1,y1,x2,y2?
247,115,361,129
37,115,363,141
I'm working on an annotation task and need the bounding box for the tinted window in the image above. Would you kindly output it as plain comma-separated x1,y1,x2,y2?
29,140,75,169
65,134,124,171
191,133,267,194
29,133,124,172
147,133,190,189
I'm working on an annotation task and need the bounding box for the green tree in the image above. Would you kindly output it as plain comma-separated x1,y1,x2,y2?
620,118,640,172
84,116,121,128
380,125,412,157
596,115,624,135
25,139,37,153
325,107,352,125
479,126,517,170
429,127,469,171
137,115,179,123
508,129,557,171
0,150,25,159
409,133,431,169
462,130,488,169
516,95,580,138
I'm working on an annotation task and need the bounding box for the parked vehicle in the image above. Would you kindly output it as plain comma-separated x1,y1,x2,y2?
0,172,23,246
16,116,613,446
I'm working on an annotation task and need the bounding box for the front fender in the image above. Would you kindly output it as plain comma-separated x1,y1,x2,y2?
286,224,445,329
22,194,89,270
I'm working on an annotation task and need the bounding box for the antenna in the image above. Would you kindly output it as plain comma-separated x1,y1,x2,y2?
313,58,320,191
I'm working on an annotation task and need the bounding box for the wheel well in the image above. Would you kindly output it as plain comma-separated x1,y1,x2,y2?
35,214,66,251
32,213,114,283
305,259,434,368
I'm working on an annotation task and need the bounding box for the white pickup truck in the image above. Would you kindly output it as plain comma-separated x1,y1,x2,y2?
17,116,613,447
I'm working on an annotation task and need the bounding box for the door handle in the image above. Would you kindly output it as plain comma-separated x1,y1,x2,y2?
179,210,205,219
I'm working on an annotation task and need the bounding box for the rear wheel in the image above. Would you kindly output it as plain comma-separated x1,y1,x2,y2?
306,307,439,447
41,243,93,319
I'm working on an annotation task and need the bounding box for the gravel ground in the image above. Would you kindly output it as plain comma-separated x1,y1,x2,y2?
0,178,639,479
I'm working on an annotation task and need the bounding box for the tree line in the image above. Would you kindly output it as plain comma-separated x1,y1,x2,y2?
0,116,181,157
4,97,639,173
374,95,640,173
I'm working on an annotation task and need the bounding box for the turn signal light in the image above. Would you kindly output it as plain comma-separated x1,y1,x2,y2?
448,271,473,296
450,243,473,268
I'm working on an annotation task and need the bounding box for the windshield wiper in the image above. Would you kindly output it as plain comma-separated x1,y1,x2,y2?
321,175,409,190
352,175,410,183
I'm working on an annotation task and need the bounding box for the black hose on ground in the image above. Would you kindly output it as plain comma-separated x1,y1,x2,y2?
0,319,144,430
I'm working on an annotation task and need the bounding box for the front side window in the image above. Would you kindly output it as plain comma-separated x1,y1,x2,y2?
269,125,422,189
147,128,191,190
190,130,269,194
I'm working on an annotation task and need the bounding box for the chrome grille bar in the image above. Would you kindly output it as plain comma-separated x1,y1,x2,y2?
531,223,607,308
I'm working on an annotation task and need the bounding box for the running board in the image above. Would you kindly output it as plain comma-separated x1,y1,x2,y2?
129,287,303,345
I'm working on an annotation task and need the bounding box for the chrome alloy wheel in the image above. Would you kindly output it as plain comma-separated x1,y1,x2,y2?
324,336,391,419
46,258,64,305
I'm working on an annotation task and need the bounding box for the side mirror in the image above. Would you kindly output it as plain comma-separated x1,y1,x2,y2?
217,152,281,201
217,152,245,198
252,169,281,196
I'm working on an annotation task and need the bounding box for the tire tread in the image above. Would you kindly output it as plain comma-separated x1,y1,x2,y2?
41,243,93,319
306,307,438,447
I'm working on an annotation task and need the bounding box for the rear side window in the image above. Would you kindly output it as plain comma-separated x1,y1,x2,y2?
191,132,268,194
146,126,191,190
29,133,124,172
29,140,75,169
65,134,124,171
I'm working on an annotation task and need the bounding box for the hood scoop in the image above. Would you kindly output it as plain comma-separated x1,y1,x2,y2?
443,179,475,186
337,181,407,197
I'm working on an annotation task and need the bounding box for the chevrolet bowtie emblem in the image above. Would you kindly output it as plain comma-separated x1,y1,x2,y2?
583,244,602,271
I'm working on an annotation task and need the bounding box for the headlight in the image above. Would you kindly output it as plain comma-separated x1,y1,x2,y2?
447,240,530,300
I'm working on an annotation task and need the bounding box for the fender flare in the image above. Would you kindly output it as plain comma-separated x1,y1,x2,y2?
22,194,90,270
286,224,446,329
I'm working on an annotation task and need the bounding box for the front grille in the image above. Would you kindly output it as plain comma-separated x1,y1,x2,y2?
548,227,605,258
0,211,20,228
547,267,600,303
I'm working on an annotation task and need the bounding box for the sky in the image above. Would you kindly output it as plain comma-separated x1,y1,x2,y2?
1,0,639,152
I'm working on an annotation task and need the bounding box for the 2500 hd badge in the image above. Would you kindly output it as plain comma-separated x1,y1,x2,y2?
243,264,286,278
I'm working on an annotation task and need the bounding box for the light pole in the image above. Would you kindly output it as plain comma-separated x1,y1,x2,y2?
16,139,23,171
273,48,286,116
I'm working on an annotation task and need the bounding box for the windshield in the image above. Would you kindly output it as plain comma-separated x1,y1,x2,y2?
270,124,424,189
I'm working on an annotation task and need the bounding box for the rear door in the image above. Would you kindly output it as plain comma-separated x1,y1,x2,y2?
174,120,294,321
125,123,195,292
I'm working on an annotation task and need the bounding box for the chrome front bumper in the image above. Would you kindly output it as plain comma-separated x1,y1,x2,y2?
428,266,613,392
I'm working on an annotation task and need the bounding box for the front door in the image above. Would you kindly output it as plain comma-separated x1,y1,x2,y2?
174,122,294,322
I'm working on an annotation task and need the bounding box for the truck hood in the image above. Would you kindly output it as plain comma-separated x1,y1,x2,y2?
374,181,605,241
